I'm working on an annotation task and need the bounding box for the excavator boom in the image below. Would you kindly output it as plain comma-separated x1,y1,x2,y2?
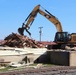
18,4,63,36
38,9,62,32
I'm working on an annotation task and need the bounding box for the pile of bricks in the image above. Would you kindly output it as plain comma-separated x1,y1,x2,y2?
1,33,44,48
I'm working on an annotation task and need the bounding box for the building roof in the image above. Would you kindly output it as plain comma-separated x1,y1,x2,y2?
38,41,56,45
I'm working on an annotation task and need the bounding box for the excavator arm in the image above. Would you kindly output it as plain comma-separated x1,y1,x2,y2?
18,5,40,36
18,4,63,36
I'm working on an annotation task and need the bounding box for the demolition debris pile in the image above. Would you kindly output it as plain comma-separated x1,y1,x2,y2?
1,33,44,48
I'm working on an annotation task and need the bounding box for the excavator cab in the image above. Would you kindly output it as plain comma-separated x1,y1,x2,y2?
54,32,71,44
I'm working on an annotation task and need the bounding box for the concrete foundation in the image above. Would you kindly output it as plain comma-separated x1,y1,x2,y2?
1,47,76,66
26,49,76,66
47,50,76,66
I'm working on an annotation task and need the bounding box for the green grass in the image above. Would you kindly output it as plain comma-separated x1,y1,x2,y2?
0,66,11,72
0,63,58,72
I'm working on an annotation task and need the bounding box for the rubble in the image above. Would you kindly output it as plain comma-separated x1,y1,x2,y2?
1,33,44,48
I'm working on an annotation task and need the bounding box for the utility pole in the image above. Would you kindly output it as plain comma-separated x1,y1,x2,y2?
39,27,43,42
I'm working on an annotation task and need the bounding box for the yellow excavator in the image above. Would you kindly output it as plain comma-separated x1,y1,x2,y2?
18,4,76,49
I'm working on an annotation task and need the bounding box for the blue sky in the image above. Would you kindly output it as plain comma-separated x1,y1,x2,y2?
0,0,76,41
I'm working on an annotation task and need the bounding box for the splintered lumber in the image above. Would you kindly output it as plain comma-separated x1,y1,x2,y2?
1,33,44,48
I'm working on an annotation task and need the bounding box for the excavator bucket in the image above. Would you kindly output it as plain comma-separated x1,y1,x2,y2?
18,27,24,35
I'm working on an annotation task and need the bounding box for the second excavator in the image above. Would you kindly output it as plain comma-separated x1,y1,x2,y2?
18,4,76,49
